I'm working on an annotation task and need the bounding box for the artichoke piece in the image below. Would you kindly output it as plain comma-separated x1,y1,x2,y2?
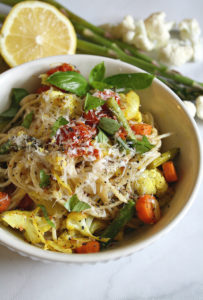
0,209,51,244
66,212,108,241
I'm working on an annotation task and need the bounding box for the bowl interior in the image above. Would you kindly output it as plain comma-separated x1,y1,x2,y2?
0,54,201,263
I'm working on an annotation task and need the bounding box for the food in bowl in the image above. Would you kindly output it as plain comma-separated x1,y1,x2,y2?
0,61,179,254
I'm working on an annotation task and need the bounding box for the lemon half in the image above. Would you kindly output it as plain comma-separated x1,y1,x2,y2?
0,1,77,67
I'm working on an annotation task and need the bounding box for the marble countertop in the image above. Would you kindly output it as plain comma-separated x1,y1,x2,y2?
0,0,203,299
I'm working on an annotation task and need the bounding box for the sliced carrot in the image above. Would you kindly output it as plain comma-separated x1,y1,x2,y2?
135,195,161,224
75,241,100,254
131,123,152,135
0,192,10,213
162,161,178,182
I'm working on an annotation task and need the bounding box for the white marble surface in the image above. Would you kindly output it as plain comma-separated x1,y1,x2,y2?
0,0,203,299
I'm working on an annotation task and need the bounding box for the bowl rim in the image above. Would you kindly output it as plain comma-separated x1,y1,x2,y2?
0,54,202,263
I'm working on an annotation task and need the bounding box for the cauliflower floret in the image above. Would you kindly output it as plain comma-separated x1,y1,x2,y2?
179,18,201,44
159,39,193,66
196,96,203,120
179,18,202,61
132,20,154,51
134,169,168,196
183,101,196,118
119,90,142,121
144,12,174,48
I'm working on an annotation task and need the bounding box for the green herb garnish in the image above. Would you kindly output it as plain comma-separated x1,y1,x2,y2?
0,88,29,118
84,93,105,112
95,129,109,143
64,194,91,212
46,71,89,96
132,136,154,154
21,111,34,129
104,73,154,90
39,170,50,189
98,117,121,135
38,205,56,228
51,116,68,136
89,61,105,83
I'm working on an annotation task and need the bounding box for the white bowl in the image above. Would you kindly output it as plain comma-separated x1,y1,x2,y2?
0,55,202,263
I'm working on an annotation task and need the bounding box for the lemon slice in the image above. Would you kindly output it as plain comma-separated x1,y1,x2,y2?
0,1,77,67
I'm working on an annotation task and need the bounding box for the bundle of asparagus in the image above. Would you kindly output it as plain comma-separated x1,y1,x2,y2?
0,0,203,101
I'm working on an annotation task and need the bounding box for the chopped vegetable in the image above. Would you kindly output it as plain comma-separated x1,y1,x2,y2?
64,194,91,212
135,195,161,224
98,117,121,135
39,170,50,189
75,241,100,253
101,200,135,243
0,140,11,154
46,71,89,96
84,93,105,112
38,204,56,228
162,161,178,182
134,169,168,196
131,123,152,135
21,111,34,129
120,91,142,121
0,209,51,244
51,116,68,136
46,63,76,76
95,129,109,143
148,148,180,169
106,97,137,140
0,192,10,213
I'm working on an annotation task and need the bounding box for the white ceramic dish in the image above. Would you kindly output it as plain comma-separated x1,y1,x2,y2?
0,54,202,263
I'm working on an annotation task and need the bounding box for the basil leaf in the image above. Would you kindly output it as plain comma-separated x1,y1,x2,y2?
22,111,34,129
98,117,121,135
90,81,113,90
0,140,11,154
51,116,68,137
46,71,89,96
95,129,109,143
104,73,154,90
64,194,91,212
0,88,29,118
39,170,50,188
89,62,105,84
38,205,56,228
132,136,154,154
84,93,105,112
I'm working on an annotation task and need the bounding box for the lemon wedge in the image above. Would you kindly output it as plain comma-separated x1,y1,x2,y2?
0,1,77,67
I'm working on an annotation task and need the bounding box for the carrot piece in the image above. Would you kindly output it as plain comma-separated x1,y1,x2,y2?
0,192,10,213
131,123,152,135
75,241,100,254
135,195,161,224
162,161,178,182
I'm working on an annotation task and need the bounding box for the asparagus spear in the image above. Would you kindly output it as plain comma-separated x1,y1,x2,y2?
148,148,180,169
1,0,203,95
106,97,137,140
101,200,135,244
